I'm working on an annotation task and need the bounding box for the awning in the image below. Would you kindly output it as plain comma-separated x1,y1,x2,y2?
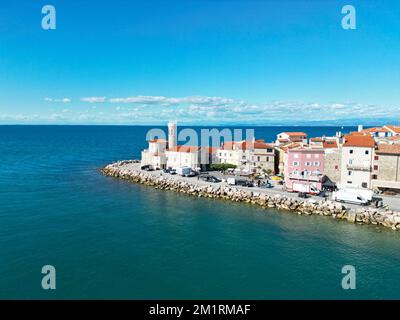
323,178,336,187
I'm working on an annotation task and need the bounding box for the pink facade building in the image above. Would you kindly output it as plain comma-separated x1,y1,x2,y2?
284,148,325,193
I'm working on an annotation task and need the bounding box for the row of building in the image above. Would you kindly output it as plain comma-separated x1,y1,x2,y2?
141,122,400,193
141,122,277,173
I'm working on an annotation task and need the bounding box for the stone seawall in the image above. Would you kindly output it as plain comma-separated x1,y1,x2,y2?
101,161,400,231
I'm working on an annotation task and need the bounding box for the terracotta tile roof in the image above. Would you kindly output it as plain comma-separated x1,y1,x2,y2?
221,140,273,150
167,146,200,153
360,127,389,133
283,132,307,137
221,141,241,150
376,144,400,155
253,141,274,149
322,140,338,148
310,137,323,142
280,142,302,152
385,125,400,134
288,147,324,154
343,134,375,148
349,132,365,136
202,147,219,154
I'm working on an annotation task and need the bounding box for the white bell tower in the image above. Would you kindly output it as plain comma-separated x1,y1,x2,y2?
168,121,177,149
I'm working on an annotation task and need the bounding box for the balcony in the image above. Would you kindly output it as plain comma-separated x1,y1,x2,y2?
346,164,371,172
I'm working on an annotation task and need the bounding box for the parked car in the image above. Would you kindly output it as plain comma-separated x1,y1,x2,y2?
233,179,250,186
298,192,309,199
163,168,171,173
260,182,273,189
207,176,221,183
372,197,384,208
317,190,327,198
142,165,154,171
183,171,198,177
169,169,177,175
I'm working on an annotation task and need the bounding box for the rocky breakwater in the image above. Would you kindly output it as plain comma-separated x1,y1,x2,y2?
101,161,400,231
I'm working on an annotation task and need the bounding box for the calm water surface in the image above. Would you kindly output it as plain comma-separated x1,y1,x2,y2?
1,125,399,299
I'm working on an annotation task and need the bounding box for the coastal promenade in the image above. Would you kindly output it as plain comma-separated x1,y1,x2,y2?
101,161,400,231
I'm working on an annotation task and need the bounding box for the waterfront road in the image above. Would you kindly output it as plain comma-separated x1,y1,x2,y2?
123,163,400,212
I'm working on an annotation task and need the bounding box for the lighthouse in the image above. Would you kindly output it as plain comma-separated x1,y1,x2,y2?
168,121,177,150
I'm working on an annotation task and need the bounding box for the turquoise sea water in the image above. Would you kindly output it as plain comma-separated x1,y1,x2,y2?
1,125,400,300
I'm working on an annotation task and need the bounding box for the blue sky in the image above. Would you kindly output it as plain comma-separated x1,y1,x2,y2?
0,0,399,125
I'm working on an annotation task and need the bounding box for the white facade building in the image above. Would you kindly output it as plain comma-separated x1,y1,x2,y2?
141,139,167,169
276,132,308,146
216,139,275,173
165,146,201,170
340,134,375,189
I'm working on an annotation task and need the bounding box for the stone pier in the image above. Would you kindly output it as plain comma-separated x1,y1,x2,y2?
101,160,400,231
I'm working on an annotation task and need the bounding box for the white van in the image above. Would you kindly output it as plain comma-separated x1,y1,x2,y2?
292,182,320,195
332,189,369,205
176,166,192,176
341,187,373,202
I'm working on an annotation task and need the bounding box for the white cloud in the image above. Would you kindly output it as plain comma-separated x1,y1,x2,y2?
107,95,235,106
81,97,107,103
11,95,400,124
44,97,71,103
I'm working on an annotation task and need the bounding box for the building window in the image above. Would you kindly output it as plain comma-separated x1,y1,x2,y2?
266,157,269,162
315,154,319,159
294,154,299,158
314,161,320,166
306,154,311,159
257,156,261,162
293,161,299,166
362,182,368,188
372,174,378,180
335,165,339,170
349,149,353,154
305,161,311,166
347,181,352,184
374,155,379,160
374,165,378,171
348,159,353,165
365,150,369,155
348,171,352,176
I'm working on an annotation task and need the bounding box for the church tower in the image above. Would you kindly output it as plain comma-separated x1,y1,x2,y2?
168,121,177,149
